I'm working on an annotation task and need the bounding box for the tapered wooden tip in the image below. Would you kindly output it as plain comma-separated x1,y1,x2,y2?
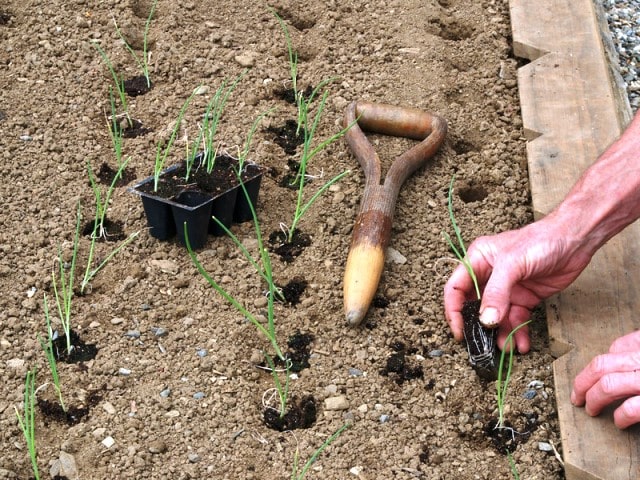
343,243,385,325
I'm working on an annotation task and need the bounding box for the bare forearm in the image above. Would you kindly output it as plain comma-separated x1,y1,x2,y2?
547,113,640,255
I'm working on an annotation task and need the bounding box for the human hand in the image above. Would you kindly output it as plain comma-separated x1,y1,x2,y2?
444,217,594,353
571,330,640,429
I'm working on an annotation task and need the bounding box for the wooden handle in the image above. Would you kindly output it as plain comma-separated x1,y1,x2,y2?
343,101,447,325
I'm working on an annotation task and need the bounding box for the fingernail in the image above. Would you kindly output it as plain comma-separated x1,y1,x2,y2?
480,307,499,327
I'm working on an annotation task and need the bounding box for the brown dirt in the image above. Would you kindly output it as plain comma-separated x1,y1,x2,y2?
0,0,564,479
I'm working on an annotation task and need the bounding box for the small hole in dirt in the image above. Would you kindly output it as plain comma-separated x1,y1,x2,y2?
93,162,137,186
484,413,537,454
451,137,478,154
458,185,488,203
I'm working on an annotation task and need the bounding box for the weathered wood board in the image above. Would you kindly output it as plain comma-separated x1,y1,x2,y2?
509,0,639,478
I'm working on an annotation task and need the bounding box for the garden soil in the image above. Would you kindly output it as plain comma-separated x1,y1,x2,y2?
0,0,566,478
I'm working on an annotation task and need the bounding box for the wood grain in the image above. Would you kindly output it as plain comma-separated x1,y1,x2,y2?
509,0,638,477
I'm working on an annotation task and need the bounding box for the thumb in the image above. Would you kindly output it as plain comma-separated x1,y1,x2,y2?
479,267,517,328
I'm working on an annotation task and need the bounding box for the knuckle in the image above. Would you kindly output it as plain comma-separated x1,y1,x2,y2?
599,374,618,396
590,354,609,376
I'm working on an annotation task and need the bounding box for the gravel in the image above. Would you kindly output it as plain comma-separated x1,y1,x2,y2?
599,0,640,111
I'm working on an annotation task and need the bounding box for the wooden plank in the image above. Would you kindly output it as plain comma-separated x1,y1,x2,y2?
509,0,639,478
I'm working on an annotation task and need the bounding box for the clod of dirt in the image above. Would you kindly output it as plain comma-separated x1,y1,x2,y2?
123,75,153,97
268,229,312,262
263,395,317,431
266,119,304,155
278,277,308,305
462,299,499,380
0,11,12,25
372,295,390,308
51,329,98,363
380,341,424,385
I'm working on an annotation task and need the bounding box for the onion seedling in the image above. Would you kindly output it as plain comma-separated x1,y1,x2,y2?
51,203,82,356
443,175,480,299
14,369,40,480
84,153,140,296
282,90,353,243
91,41,130,125
112,0,157,88
80,227,140,295
272,10,302,133
153,86,199,192
39,294,66,412
291,424,349,480
495,320,532,429
186,113,291,416
187,71,246,178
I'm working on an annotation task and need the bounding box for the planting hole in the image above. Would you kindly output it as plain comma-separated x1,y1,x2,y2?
458,184,488,203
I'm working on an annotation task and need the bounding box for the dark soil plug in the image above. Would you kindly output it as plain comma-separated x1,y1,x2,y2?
268,229,312,262
286,331,314,372
266,119,304,155
263,395,317,431
51,329,98,363
484,413,537,454
278,277,308,305
462,299,498,380
96,161,136,186
372,295,390,308
81,217,126,242
123,75,153,96
0,11,12,25
276,85,313,105
121,118,151,138
380,341,424,385
278,159,306,189
38,398,89,426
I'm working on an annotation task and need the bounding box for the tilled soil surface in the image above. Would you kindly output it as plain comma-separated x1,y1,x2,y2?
0,0,565,479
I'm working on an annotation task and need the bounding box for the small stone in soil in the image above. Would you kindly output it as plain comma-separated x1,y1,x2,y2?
523,389,537,400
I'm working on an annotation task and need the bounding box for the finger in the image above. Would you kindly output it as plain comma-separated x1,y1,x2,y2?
571,352,640,406
583,371,640,416
609,330,640,354
614,396,640,429
444,264,476,342
477,260,519,329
